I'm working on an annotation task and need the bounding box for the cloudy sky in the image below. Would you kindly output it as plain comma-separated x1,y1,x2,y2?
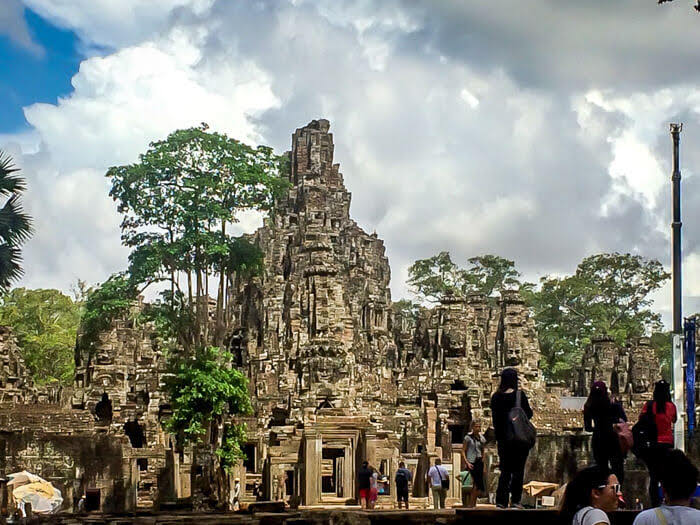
2,0,700,324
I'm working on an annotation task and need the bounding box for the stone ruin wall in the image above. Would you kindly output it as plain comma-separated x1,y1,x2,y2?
576,336,661,414
0,119,668,511
0,302,200,513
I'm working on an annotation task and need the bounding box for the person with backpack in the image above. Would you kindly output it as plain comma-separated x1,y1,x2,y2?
559,464,621,525
491,367,534,509
583,381,627,485
426,457,449,509
395,461,412,509
638,380,677,507
457,468,474,507
633,449,700,525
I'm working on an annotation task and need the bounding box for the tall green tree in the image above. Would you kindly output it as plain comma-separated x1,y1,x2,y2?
407,252,522,303
464,255,522,298
0,288,81,385
407,251,464,302
105,124,288,468
527,253,670,381
0,152,32,291
107,124,287,351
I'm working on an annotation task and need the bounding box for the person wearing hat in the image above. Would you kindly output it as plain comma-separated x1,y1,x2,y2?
230,478,241,511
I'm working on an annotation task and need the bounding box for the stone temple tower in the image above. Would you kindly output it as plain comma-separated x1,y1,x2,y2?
229,119,396,418
228,120,398,505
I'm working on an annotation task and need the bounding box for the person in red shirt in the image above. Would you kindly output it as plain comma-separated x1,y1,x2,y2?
639,380,677,506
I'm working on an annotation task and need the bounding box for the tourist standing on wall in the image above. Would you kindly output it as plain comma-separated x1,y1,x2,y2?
583,381,627,485
559,465,621,525
426,457,449,510
491,367,534,509
358,461,372,509
461,419,486,508
638,380,677,507
395,461,413,510
633,449,700,525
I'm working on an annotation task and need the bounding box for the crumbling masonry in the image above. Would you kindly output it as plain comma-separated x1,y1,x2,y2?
0,120,663,512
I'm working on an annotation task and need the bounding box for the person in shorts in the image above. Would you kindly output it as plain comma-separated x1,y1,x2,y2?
358,461,372,509
461,419,486,508
395,461,413,509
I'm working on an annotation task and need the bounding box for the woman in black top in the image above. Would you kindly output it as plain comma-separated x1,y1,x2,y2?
491,367,533,509
583,381,627,485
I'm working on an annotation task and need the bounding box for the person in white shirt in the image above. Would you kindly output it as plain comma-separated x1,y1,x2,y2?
559,464,621,525
633,449,700,525
230,478,241,511
426,457,449,510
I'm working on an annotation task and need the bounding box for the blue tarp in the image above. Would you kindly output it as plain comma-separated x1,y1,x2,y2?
684,317,696,438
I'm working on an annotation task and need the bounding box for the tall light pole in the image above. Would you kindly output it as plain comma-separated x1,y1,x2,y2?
671,123,683,333
670,123,685,450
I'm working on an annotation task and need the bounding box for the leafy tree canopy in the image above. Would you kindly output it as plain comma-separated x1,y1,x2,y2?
526,253,670,381
0,288,80,385
392,298,419,319
78,273,137,358
107,123,288,351
163,346,252,470
102,124,289,469
407,252,521,303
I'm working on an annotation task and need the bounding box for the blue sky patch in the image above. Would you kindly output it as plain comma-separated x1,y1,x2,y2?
0,8,82,134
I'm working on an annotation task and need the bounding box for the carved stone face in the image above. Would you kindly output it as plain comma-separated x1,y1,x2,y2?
96,351,113,365
506,345,521,366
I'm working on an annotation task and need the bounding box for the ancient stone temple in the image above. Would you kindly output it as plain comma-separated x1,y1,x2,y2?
0,119,666,513
227,119,400,505
227,120,554,506
575,336,660,409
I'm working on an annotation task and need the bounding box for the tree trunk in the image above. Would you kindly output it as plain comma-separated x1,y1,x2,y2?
215,221,227,347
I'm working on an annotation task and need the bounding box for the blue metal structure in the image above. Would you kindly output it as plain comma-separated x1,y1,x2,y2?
684,317,696,439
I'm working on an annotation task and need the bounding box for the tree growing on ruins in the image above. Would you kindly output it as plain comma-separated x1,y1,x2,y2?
407,252,522,303
527,253,670,381
163,346,252,468
107,123,288,351
465,254,523,298
0,288,81,385
78,273,137,357
104,124,288,468
0,152,32,292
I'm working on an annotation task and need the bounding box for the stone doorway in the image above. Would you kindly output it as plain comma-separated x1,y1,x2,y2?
321,447,345,497
85,488,100,511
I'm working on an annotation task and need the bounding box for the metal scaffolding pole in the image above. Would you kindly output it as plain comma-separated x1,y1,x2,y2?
670,123,685,450
671,123,683,334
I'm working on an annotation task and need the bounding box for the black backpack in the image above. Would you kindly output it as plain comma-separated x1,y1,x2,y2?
632,400,658,459
505,390,536,449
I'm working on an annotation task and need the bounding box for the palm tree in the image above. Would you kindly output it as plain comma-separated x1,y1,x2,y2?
0,152,32,291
